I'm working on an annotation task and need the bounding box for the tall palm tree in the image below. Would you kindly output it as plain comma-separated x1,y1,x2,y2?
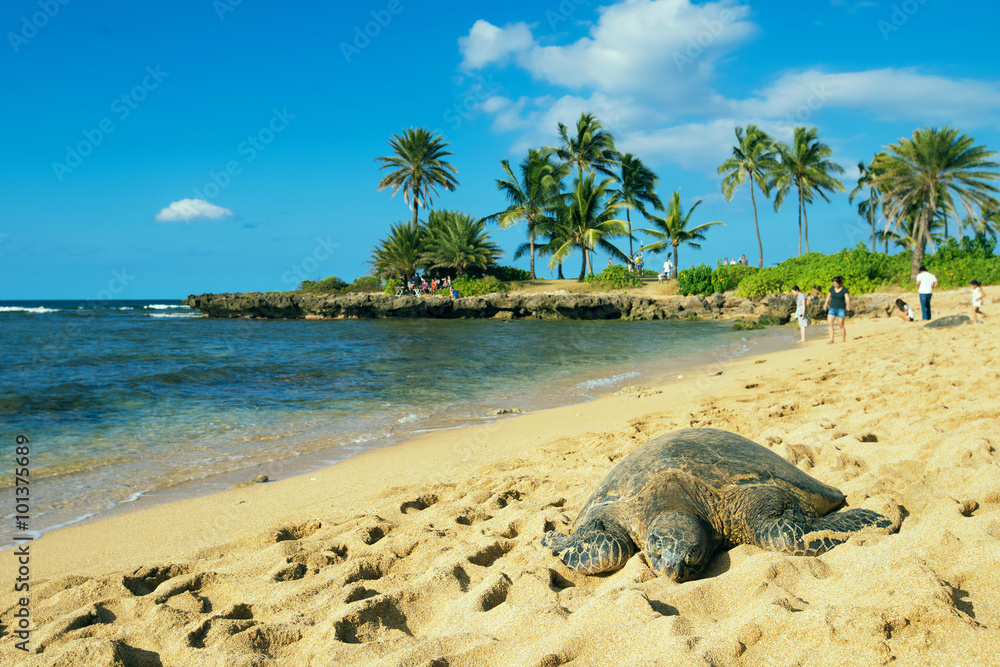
422,210,502,278
850,154,886,253
549,112,620,180
872,125,1000,280
718,125,780,268
771,127,844,254
369,222,426,283
485,149,566,279
376,128,459,232
611,153,662,262
637,191,725,278
548,112,620,272
547,174,629,281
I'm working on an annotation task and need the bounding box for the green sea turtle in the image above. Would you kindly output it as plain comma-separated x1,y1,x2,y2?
542,428,895,581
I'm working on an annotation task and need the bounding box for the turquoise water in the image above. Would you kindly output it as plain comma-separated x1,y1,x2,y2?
1,299,791,542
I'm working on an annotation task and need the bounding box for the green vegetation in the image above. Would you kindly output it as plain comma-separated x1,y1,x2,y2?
677,264,714,296
451,276,508,297
299,275,382,294
486,265,532,282
584,264,642,289
730,319,764,331
356,118,999,298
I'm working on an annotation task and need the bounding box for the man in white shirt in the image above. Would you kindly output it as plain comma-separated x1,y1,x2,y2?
660,258,673,282
915,265,937,320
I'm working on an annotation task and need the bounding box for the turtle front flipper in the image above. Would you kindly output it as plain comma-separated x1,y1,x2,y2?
752,507,894,556
542,516,634,574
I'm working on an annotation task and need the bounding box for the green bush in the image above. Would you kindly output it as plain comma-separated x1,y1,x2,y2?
299,276,349,294
584,264,643,289
730,318,764,331
383,278,402,296
711,264,757,293
676,263,714,296
347,276,382,293
451,275,508,297
486,265,532,282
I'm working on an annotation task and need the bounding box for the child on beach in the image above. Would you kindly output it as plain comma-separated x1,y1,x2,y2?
971,280,986,323
792,286,808,342
893,298,914,322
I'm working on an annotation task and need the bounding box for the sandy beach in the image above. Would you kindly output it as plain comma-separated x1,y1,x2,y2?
3,287,999,666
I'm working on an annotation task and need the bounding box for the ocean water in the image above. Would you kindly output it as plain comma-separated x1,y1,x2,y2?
0,299,791,543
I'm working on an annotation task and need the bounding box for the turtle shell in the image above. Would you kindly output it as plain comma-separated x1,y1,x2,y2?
572,428,845,529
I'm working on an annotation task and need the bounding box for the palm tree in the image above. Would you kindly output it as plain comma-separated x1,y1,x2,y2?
549,112,620,180
376,128,459,232
485,149,566,279
611,153,662,262
876,206,947,251
547,174,629,280
370,222,426,283
850,154,886,253
637,191,725,278
771,127,844,254
872,125,1000,280
972,206,1000,239
422,210,502,278
718,125,780,268
548,113,620,272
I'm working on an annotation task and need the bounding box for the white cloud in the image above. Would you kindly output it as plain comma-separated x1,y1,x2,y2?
154,198,235,223
460,0,756,105
458,20,534,71
735,68,1000,127
462,1,1000,172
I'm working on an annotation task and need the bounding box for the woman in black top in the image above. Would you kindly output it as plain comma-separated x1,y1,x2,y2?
822,275,851,343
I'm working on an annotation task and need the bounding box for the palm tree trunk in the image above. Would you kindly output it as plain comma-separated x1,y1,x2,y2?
579,247,587,281
796,187,803,256
910,194,936,281
870,189,876,253
802,201,810,254
750,181,763,268
529,235,536,280
626,208,633,260
558,263,564,280
412,197,420,232
673,244,679,280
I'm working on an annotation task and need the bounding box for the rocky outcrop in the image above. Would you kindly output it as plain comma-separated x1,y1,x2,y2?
184,291,900,322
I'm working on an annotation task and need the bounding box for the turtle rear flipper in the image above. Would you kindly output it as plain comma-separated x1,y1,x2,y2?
542,517,634,574
753,507,893,557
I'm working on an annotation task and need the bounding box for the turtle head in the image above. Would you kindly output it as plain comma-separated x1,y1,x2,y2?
645,512,711,582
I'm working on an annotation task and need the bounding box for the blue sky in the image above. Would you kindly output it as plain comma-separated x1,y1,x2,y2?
3,0,999,299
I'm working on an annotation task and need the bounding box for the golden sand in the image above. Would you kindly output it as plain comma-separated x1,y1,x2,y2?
2,288,998,666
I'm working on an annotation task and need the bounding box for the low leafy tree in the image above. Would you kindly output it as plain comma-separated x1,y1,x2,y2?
370,222,426,282
422,210,502,278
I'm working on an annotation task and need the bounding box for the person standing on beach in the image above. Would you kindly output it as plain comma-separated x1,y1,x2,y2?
823,276,850,344
915,266,937,320
792,286,808,342
971,280,986,323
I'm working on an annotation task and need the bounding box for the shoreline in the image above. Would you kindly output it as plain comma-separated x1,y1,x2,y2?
3,288,996,665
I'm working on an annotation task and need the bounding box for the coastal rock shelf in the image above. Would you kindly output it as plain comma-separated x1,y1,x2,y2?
184,291,896,322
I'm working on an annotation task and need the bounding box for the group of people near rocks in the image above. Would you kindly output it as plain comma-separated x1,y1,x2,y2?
790,266,988,344
407,275,453,295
